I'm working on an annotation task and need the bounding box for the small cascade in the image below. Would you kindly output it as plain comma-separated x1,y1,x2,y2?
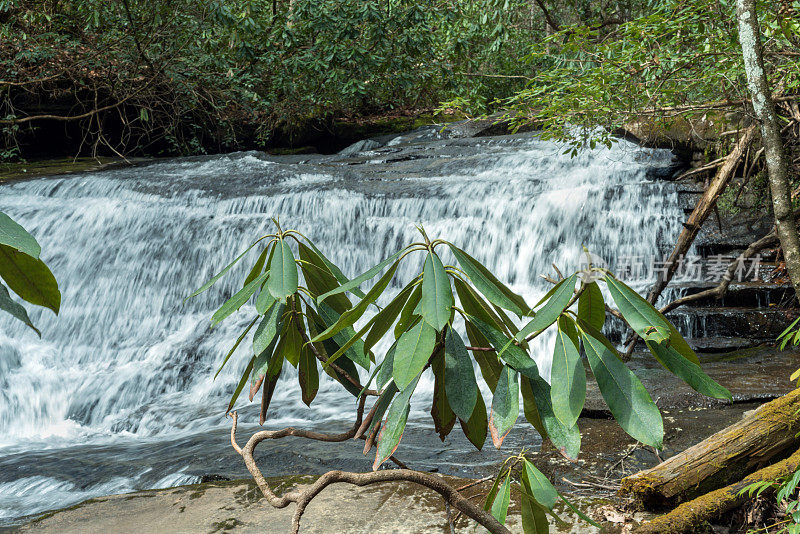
0,131,683,523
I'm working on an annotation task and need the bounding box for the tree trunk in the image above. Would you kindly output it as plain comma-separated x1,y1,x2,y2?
621,389,800,508
737,0,800,303
634,447,800,534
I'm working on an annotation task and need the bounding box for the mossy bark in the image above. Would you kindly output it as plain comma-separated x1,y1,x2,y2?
622,389,800,508
635,447,800,534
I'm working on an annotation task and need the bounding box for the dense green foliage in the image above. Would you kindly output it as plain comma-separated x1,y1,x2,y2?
10,0,793,158
1,0,541,157
478,0,800,152
193,219,731,532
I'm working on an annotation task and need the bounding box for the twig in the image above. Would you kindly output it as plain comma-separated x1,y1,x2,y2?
657,209,800,314
455,476,493,492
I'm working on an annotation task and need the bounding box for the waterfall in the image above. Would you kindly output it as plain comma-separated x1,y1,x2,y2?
0,132,681,523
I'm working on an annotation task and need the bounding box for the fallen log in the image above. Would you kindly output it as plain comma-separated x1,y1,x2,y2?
621,389,800,508
635,447,800,534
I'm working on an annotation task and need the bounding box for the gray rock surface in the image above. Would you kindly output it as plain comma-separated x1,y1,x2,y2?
14,477,603,534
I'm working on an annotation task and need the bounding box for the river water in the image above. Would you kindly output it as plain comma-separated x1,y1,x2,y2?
0,129,682,524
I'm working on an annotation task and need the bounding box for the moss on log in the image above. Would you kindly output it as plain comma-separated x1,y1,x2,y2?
635,447,800,534
622,389,800,508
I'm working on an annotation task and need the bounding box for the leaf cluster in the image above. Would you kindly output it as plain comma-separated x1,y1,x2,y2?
0,211,60,335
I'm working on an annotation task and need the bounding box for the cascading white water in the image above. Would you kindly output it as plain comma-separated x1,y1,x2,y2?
0,132,683,523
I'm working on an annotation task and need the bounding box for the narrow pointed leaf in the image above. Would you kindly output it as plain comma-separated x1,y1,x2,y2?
604,275,670,344
211,272,268,327
491,304,520,336
374,376,419,469
215,318,258,379
779,316,800,340
666,323,700,365
522,459,558,510
444,329,479,421
268,239,298,301
484,474,503,513
227,356,255,413
489,365,519,448
0,282,39,336
454,277,512,337
277,314,303,368
392,319,436,390
323,346,362,397
489,474,511,524
558,493,601,528
298,342,319,406
550,316,585,428
464,320,503,391
522,374,581,459
255,280,276,315
308,308,362,396
251,337,276,387
0,212,40,258
578,281,605,330
468,315,539,378
364,382,398,440
515,273,577,342
459,390,488,450
187,237,267,299
312,260,399,343
259,367,282,425
581,329,663,448
520,493,550,534
253,302,285,356
307,241,366,299
364,281,415,353
520,375,547,439
298,243,352,314
449,244,529,316
243,244,271,288
473,308,571,453
376,341,397,390
431,350,456,441
421,252,453,331
646,340,731,400
0,245,60,314
394,283,421,338
321,313,378,370
316,302,370,369
319,249,403,305
358,361,384,399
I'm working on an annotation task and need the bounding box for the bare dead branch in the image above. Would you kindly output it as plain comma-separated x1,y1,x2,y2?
229,411,511,534
658,208,800,314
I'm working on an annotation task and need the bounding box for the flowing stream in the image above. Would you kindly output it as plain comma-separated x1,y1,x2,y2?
0,130,683,524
